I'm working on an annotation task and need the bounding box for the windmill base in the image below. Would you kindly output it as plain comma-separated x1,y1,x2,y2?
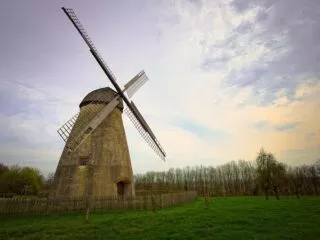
51,165,135,198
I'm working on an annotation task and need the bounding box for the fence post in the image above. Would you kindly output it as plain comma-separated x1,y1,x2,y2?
151,195,157,213
204,194,209,208
84,196,91,223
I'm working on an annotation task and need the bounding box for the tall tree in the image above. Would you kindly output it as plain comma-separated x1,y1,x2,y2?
256,148,273,200
270,161,286,200
0,165,44,196
0,163,9,176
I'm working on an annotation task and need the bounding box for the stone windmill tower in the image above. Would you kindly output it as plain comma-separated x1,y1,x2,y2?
51,8,166,198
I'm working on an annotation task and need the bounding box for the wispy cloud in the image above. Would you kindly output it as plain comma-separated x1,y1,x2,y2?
171,118,226,140
253,120,301,132
253,120,269,129
274,122,301,132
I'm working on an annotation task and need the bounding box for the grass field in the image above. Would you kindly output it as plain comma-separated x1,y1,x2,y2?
1,196,319,240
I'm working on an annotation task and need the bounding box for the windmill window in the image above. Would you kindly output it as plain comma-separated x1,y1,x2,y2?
79,157,89,166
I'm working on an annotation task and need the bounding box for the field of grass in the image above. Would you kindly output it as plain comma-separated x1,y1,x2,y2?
1,196,319,240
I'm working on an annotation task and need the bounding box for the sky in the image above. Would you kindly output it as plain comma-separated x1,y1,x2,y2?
0,0,319,176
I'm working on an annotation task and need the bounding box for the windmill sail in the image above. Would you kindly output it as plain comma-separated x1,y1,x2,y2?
57,87,117,143
130,101,156,139
61,7,166,161
57,70,147,150
123,70,149,98
61,8,120,89
125,106,166,161
67,96,120,151
57,112,79,143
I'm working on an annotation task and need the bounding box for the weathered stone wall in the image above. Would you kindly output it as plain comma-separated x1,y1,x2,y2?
51,88,135,198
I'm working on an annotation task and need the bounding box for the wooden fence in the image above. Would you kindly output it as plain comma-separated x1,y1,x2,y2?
0,191,197,217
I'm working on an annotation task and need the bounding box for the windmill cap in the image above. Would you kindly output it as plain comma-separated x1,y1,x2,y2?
79,87,124,111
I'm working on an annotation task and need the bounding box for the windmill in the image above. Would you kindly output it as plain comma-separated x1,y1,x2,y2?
51,7,166,198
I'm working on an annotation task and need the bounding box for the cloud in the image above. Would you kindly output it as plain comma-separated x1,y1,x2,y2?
274,122,301,132
170,118,227,141
278,145,320,166
179,0,320,106
253,120,302,132
142,0,320,165
253,120,269,129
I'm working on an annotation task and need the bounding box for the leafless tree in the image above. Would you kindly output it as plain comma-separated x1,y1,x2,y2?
133,153,320,198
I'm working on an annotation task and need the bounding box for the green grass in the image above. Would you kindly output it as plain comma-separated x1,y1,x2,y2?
1,196,319,240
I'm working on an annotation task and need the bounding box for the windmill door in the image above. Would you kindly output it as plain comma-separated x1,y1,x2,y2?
117,182,125,196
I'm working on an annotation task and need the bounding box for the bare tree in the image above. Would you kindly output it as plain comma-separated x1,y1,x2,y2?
133,154,319,198
270,161,286,200
256,148,273,200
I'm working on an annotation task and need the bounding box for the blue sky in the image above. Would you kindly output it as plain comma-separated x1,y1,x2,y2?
0,0,319,175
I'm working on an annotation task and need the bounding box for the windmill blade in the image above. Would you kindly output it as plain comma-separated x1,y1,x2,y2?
62,7,145,124
67,96,120,152
130,101,156,139
124,103,166,161
57,89,118,144
57,112,80,143
61,8,120,88
123,70,149,98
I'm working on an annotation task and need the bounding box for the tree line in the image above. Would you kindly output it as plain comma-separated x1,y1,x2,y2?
1,148,319,199
134,148,320,199
0,163,52,197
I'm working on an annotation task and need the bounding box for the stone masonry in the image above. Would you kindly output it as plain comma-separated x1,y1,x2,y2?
51,87,135,198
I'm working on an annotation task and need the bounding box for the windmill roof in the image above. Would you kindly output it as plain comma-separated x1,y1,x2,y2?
79,87,123,111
